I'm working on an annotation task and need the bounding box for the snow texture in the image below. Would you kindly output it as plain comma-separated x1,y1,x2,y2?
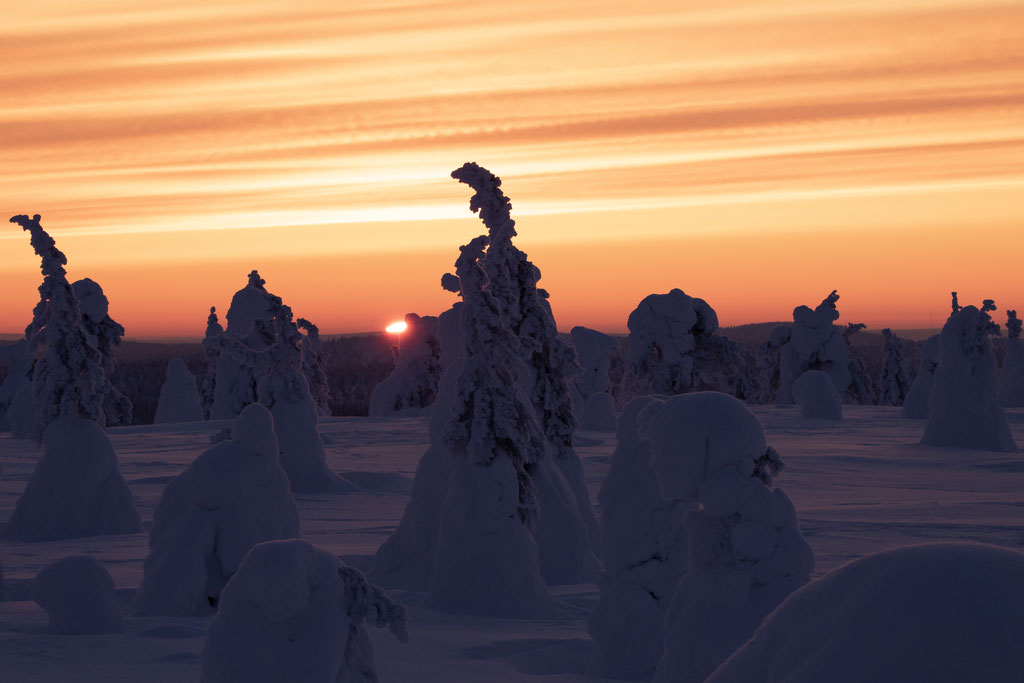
425,235,559,617
588,396,687,680
792,370,843,420
626,289,745,397
902,334,939,419
650,392,814,683
879,329,910,406
369,313,442,417
72,278,132,426
33,556,124,634
581,392,616,432
776,291,856,404
921,302,1018,452
1001,310,1024,407
706,543,1024,683
200,539,408,683
154,357,204,424
135,403,300,616
570,326,618,402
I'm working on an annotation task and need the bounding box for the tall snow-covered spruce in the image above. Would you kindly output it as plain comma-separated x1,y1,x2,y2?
879,329,910,406
71,278,132,426
921,300,1017,452
3,214,141,541
425,236,559,616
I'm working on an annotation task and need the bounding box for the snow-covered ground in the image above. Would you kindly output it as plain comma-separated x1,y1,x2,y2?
1,406,1023,681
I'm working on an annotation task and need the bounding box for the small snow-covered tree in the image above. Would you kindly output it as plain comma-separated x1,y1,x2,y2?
792,370,843,419
588,396,687,680
3,214,141,541
200,306,223,418
650,392,814,683
425,236,560,616
296,317,330,416
154,357,204,424
903,334,940,419
752,325,790,403
843,322,875,404
200,539,408,683
71,278,132,426
0,340,32,432
33,556,124,634
571,326,618,402
879,329,910,406
135,403,300,616
368,313,442,417
921,301,1017,452
1001,310,1024,407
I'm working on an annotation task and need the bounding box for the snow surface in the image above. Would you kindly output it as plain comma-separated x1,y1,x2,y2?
707,542,1024,683
33,555,124,634
154,358,204,424
1,406,1023,681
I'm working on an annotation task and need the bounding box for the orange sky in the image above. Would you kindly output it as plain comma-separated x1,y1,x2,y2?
2,0,1023,338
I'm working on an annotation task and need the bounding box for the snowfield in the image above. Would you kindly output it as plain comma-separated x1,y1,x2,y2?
1,405,1023,681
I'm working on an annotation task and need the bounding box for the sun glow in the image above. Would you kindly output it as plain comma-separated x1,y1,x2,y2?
385,320,408,334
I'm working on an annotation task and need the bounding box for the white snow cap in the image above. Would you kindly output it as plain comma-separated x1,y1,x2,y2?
33,556,125,634
707,543,1024,683
135,403,300,615
792,370,843,419
154,357,204,424
200,539,408,683
922,302,1017,452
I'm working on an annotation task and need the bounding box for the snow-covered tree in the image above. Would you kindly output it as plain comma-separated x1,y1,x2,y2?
1001,310,1024,407
902,334,940,419
71,278,132,426
368,313,442,417
297,317,330,416
451,162,600,581
0,340,32,433
879,329,910,406
200,539,408,683
588,396,687,680
792,370,843,419
650,392,814,683
425,236,560,616
154,357,204,424
843,323,874,404
200,306,223,418
626,289,750,398
33,556,124,634
570,326,618,403
777,291,858,403
921,301,1017,452
2,215,141,541
135,403,300,616
752,325,790,403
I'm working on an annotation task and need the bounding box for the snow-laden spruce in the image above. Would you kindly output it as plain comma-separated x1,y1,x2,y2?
921,301,1018,452
2,214,141,542
650,392,814,683
451,162,600,581
33,556,124,634
879,328,910,406
134,403,299,616
200,539,408,683
425,236,561,617
626,289,750,399
297,317,331,416
902,334,940,419
71,278,132,426
792,370,842,419
706,543,1024,683
200,306,223,419
571,326,618,402
0,340,31,433
1001,310,1024,407
777,291,858,403
581,391,617,432
154,357,204,424
588,396,687,680
369,313,442,417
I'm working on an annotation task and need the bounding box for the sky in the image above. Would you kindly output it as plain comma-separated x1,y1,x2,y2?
2,0,1023,339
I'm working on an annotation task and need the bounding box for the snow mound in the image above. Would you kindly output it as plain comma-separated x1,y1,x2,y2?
902,333,939,419
2,417,141,541
922,304,1017,452
135,403,300,616
707,543,1024,683
154,358,204,424
581,392,616,432
792,370,842,419
200,539,408,683
33,556,125,634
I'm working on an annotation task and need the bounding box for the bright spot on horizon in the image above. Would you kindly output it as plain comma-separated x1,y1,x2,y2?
385,320,408,334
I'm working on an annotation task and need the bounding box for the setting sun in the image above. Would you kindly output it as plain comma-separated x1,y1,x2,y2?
385,320,408,334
